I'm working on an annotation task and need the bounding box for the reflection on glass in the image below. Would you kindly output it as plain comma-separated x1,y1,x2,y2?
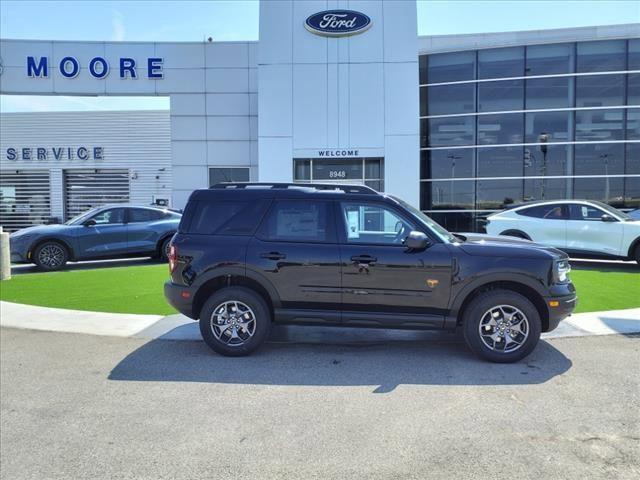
423,83,475,116
629,74,640,106
476,179,523,209
576,74,625,107
574,177,624,207
627,143,640,175
627,108,640,140
477,113,524,145
294,160,311,181
524,144,570,177
577,40,626,72
525,76,571,109
478,47,524,79
525,43,574,75
630,39,640,70
624,176,640,209
478,80,524,112
424,116,475,147
525,111,571,143
421,149,474,179
575,109,624,141
422,180,475,210
574,143,625,176
524,178,568,202
423,51,476,84
477,146,523,177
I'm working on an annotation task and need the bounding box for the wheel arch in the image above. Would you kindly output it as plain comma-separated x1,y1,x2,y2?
499,229,532,241
156,231,177,256
627,236,640,259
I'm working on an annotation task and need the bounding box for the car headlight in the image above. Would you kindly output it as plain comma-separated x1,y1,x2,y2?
553,259,571,283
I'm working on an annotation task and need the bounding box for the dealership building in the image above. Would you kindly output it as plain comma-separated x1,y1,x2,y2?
0,1,638,231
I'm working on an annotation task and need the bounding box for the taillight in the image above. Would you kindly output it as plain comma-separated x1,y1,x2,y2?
168,244,177,273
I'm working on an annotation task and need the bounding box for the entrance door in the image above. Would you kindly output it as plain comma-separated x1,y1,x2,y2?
337,200,452,328
293,157,384,192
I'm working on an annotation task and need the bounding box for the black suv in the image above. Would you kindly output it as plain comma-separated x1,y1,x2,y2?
165,183,577,363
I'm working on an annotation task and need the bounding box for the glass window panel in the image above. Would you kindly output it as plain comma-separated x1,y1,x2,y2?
294,159,311,181
627,143,640,175
427,212,474,233
525,76,571,109
341,203,415,245
629,74,640,106
476,179,523,209
424,51,476,84
524,178,568,203
630,39,640,70
573,177,624,206
260,200,333,243
477,146,523,177
312,159,363,180
364,180,383,192
364,159,382,179
419,55,428,85
209,167,249,186
576,40,626,73
575,109,624,141
627,108,640,140
576,74,625,107
525,43,574,75
574,143,625,176
525,111,571,143
477,113,524,145
477,79,524,112
421,149,474,180
478,47,524,79
524,144,570,177
624,176,640,209
422,180,475,210
422,83,475,116
423,116,475,147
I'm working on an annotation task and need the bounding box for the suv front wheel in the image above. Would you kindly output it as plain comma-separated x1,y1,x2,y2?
199,287,271,357
462,289,541,363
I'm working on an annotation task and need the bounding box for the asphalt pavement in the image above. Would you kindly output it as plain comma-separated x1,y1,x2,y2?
1,327,639,480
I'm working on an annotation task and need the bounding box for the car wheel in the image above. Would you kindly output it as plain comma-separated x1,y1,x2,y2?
33,241,69,271
199,287,271,357
462,289,541,363
160,237,172,261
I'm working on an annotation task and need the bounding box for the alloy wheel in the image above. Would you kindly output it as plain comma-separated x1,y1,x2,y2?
38,244,65,269
478,304,529,353
210,301,257,347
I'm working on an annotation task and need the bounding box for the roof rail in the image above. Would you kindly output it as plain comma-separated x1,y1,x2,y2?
209,182,378,194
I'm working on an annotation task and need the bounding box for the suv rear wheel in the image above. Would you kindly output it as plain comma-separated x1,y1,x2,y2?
462,289,541,363
199,287,271,357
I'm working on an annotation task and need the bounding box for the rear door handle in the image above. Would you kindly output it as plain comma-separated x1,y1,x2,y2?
260,252,286,260
351,255,377,264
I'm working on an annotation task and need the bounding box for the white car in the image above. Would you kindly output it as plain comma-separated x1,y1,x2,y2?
485,200,640,264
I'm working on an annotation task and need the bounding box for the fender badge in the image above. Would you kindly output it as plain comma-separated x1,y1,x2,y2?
426,279,439,288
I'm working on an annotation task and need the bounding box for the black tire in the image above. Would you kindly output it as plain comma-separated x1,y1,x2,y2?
33,241,69,271
634,245,640,265
462,289,541,363
199,287,271,357
159,236,172,261
500,230,530,240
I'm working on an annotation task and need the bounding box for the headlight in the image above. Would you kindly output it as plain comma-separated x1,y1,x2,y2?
553,259,571,283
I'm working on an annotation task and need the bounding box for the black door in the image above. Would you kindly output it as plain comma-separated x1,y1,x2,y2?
337,201,452,328
246,199,341,323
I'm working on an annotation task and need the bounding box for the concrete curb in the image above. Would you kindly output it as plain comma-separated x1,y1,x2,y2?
1,300,639,342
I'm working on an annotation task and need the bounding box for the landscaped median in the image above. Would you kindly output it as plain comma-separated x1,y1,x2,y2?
0,263,639,315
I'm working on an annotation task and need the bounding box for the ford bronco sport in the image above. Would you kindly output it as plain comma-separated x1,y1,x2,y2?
165,183,576,363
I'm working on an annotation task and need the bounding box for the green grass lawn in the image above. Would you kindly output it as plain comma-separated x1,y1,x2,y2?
0,263,638,315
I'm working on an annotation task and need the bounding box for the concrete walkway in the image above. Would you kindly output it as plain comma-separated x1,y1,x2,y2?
1,300,638,343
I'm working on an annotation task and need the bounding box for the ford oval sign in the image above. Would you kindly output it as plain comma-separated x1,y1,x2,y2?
305,10,371,37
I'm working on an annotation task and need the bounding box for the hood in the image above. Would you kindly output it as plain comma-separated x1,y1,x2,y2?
10,224,68,237
456,233,567,260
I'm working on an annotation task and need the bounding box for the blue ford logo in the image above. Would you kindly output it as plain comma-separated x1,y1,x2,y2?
305,10,371,37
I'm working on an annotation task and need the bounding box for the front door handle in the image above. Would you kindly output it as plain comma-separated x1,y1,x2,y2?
351,255,377,264
260,252,286,260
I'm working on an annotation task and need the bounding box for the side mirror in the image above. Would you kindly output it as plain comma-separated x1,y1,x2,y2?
83,219,96,227
405,231,430,250
601,214,616,223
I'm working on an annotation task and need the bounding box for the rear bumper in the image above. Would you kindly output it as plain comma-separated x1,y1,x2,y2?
164,281,196,319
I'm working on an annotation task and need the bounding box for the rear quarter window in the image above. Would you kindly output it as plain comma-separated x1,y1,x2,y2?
186,199,270,235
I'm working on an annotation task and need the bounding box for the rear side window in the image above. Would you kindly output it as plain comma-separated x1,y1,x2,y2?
187,200,270,235
258,200,335,243
516,204,566,219
128,208,164,223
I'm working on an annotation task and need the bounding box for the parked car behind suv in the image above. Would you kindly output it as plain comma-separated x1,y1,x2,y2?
10,205,181,270
165,183,576,363
485,200,640,263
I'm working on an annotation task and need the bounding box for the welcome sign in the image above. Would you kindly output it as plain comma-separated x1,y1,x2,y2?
305,10,371,37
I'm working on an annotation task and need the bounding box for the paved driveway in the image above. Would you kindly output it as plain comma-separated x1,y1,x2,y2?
1,328,638,479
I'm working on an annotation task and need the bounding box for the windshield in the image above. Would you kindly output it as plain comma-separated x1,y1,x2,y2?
591,201,631,221
64,207,101,225
390,196,457,243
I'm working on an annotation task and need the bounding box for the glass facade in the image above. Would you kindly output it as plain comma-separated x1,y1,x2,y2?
420,38,640,232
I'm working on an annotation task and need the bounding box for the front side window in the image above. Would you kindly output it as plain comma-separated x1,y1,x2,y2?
569,204,609,221
340,203,415,245
91,208,124,225
259,200,334,243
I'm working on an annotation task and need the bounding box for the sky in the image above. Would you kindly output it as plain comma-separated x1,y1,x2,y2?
1,0,638,112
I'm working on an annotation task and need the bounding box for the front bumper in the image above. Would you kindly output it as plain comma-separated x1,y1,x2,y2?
543,283,578,332
164,281,196,319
